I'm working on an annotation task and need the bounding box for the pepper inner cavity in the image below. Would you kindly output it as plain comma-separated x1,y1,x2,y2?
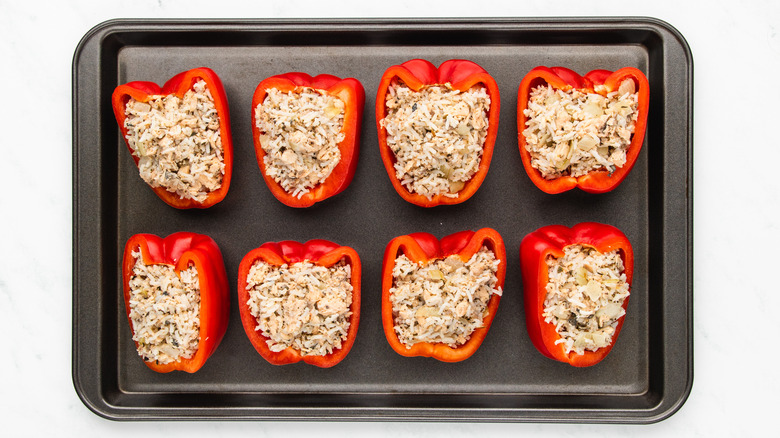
543,245,630,355
380,80,491,200
245,260,353,357
255,87,346,199
127,249,201,365
389,247,502,348
522,79,639,179
123,80,225,202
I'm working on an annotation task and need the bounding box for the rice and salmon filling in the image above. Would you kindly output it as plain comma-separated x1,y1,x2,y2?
254,88,346,199
381,81,491,199
127,249,201,364
123,80,225,202
544,245,630,355
245,260,353,356
389,247,502,348
522,79,639,179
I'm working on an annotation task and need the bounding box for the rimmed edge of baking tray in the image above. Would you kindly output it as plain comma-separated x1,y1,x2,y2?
72,17,693,423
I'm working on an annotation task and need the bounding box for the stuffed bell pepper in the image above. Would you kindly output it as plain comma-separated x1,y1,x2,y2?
517,66,649,194
376,59,500,207
251,73,365,207
520,223,633,367
381,228,506,362
112,67,234,208
122,232,230,373
237,240,361,367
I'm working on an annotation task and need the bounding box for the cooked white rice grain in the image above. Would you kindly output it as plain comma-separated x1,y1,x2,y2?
380,81,491,199
522,80,639,179
390,246,501,348
254,87,345,199
543,245,630,355
245,260,353,356
127,249,201,364
123,80,225,202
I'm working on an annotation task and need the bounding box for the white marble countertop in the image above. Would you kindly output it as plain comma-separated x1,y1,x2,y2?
2,0,777,435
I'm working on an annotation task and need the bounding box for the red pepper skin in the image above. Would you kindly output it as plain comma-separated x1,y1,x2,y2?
111,67,234,208
121,232,230,373
381,228,506,362
237,240,361,367
517,66,649,194
376,59,501,207
251,73,365,208
520,223,634,367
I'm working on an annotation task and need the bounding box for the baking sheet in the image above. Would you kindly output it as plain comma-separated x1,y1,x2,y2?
72,18,693,422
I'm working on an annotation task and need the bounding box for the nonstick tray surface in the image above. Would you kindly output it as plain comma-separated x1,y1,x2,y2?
72,18,693,422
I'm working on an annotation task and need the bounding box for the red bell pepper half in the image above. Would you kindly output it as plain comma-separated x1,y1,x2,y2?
251,73,365,208
122,232,230,373
381,228,506,362
520,222,634,367
376,59,501,207
111,67,234,208
517,66,649,194
237,239,361,367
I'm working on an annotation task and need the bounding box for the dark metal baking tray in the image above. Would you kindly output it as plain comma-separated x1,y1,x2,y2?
72,18,693,423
